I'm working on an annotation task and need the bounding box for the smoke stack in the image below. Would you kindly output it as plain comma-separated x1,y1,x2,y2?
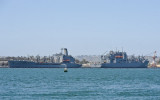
64,48,68,56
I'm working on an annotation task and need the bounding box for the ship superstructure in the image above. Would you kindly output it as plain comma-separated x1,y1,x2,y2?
101,51,149,68
8,48,81,68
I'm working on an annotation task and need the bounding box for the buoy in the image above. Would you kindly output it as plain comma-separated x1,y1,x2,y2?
64,68,68,72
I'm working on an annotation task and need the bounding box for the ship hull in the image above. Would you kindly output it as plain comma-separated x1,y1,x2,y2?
101,61,149,68
8,61,81,68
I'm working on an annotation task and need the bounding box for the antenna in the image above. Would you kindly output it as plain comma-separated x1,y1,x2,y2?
102,51,108,55
122,47,123,52
61,48,63,54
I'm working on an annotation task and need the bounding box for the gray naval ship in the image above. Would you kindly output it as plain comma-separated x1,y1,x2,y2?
8,48,81,68
101,51,149,68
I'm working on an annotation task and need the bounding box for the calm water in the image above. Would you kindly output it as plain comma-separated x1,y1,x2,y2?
0,68,160,100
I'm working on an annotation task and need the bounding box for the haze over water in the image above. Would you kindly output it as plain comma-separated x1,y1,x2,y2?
1,68,160,100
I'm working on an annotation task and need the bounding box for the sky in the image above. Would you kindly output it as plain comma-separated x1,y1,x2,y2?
0,0,160,56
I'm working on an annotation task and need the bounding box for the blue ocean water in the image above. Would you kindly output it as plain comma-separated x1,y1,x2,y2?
0,68,160,100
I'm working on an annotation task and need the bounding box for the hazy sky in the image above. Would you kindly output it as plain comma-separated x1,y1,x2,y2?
0,0,160,56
